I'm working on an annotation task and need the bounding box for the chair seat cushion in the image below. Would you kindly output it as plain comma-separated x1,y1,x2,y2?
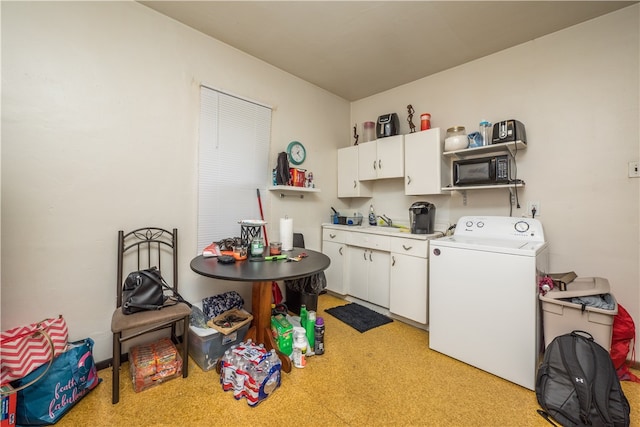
111,303,191,333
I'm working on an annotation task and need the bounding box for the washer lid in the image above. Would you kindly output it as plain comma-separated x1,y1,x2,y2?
432,235,548,256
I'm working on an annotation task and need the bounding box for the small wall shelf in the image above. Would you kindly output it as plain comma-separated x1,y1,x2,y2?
442,182,525,205
268,185,321,199
443,140,526,158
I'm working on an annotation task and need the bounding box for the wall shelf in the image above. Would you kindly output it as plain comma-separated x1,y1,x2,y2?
443,140,526,158
442,182,525,205
268,185,320,199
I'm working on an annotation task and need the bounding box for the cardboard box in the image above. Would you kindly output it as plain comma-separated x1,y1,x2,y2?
189,322,250,371
1,385,16,427
270,314,293,356
129,338,183,393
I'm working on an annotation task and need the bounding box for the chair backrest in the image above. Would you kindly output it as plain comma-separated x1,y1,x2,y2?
117,227,178,308
293,233,305,249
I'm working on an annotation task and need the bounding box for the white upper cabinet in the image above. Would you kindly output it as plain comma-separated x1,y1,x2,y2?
404,128,446,195
357,135,404,181
337,145,372,198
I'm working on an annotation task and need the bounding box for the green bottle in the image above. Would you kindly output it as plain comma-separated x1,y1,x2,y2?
306,310,316,351
300,304,308,331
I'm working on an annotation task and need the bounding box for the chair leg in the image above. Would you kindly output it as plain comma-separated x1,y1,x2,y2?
182,316,189,378
112,332,121,404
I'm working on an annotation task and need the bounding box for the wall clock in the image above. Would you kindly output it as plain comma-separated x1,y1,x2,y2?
287,141,306,165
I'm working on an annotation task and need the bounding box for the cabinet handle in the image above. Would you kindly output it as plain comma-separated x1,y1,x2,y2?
353,180,357,189
373,160,377,170
369,251,373,262
339,247,343,256
378,160,382,169
392,256,396,266
407,176,412,185
330,233,336,239
363,250,367,260
402,244,412,251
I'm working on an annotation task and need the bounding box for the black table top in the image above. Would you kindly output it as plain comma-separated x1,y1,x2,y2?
190,248,330,282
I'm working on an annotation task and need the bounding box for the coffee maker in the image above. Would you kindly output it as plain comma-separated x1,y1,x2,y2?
409,202,436,234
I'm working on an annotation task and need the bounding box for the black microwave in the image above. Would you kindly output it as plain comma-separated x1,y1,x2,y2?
453,155,512,186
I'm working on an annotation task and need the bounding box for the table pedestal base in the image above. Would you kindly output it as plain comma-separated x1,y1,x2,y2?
246,281,291,373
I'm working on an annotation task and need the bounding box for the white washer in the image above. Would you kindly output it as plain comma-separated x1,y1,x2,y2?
429,216,549,390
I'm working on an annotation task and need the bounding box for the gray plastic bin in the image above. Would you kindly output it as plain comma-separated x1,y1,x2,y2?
539,277,618,350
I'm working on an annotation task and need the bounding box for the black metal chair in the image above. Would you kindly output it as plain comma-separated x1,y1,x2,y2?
110,227,190,404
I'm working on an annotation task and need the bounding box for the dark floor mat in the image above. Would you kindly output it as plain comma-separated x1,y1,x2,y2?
324,303,393,333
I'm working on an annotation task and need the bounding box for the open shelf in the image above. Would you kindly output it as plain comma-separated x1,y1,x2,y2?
441,183,524,192
443,140,526,158
268,185,320,198
442,182,525,206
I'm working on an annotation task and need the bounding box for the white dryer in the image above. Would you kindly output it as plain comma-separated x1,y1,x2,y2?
429,216,549,390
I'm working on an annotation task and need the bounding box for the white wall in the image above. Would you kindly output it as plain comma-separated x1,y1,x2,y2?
2,2,638,363
1,2,349,362
350,6,640,355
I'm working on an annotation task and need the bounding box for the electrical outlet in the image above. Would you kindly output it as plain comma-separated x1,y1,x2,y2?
527,201,540,217
629,161,640,178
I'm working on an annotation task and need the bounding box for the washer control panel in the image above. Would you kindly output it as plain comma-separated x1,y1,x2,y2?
455,216,544,242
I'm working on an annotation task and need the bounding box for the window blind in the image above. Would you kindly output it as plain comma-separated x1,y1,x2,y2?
197,86,271,253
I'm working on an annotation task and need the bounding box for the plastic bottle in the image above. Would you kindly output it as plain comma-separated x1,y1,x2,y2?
306,310,316,353
314,317,325,355
480,120,492,146
292,326,307,368
368,204,376,226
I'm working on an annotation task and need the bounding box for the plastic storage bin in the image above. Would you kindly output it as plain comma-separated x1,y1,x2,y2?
285,286,318,315
188,322,250,371
539,277,618,350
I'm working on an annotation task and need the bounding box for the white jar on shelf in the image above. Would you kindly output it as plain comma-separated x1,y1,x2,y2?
444,126,468,151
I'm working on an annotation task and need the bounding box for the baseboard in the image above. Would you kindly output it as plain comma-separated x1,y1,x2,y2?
96,354,127,371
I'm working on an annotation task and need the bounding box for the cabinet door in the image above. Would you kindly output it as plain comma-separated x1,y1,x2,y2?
404,128,444,195
322,240,346,295
368,249,390,308
337,146,357,197
357,141,377,181
389,253,428,324
347,247,369,301
338,146,372,198
376,135,404,179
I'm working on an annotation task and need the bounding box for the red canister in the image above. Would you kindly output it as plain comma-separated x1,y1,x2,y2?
420,113,431,131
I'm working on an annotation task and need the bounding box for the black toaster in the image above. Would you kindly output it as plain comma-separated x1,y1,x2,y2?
492,119,527,144
377,113,399,138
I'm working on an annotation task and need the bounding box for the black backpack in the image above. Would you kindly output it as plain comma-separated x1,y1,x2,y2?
536,330,630,427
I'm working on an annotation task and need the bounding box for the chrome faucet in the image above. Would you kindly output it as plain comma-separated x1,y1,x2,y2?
377,214,392,227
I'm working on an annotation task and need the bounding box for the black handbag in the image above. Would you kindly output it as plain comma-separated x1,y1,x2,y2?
122,267,186,315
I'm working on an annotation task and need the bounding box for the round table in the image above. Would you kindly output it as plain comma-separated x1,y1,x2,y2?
190,248,330,372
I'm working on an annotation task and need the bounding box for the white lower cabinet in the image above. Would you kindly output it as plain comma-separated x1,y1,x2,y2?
322,226,429,324
322,229,346,295
389,238,429,324
347,246,390,308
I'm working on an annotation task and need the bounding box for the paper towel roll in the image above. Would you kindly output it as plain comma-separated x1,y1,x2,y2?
280,217,293,251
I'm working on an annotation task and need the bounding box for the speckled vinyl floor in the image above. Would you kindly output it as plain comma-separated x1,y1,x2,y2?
56,293,639,427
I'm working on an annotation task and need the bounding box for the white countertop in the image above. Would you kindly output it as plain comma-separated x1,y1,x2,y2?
322,223,445,240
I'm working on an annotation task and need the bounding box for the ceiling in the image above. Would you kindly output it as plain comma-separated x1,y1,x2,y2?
139,1,637,101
